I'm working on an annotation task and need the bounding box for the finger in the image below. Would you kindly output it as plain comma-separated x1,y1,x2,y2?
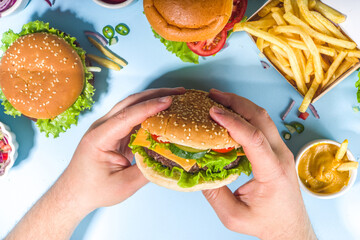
203,187,248,231
105,87,185,120
90,88,185,131
209,89,284,151
93,96,172,150
210,107,283,182
113,164,149,200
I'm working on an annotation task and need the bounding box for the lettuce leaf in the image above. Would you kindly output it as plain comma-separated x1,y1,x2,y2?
129,133,252,188
356,71,360,103
0,21,94,138
152,29,199,64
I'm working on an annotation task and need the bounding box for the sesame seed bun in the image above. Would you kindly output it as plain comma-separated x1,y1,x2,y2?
142,90,240,150
135,153,239,192
144,0,233,42
0,33,84,119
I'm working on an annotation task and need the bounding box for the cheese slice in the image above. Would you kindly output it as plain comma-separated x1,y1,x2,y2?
132,128,197,171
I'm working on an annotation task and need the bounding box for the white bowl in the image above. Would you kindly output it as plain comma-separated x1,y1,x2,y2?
0,0,30,18
295,139,357,199
93,0,135,9
0,122,18,177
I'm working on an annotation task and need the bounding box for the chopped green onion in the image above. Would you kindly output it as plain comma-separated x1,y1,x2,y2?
283,132,291,140
353,106,360,113
103,25,115,39
284,124,296,134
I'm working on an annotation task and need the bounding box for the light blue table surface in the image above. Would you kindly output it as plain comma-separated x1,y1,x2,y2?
1,1,360,239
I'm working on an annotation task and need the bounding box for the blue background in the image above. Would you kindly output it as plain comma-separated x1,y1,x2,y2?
0,0,360,239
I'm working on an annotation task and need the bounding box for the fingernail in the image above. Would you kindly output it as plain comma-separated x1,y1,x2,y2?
159,96,171,103
212,106,225,115
211,88,223,94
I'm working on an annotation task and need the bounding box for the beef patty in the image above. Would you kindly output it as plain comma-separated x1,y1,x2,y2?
144,148,241,173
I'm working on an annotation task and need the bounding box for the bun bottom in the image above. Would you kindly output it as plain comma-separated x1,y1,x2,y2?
135,153,239,192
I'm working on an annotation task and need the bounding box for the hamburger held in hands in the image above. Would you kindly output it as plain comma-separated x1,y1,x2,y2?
144,0,248,64
0,21,94,138
129,90,251,192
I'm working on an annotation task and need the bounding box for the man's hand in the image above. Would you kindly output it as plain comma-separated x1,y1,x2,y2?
203,89,316,240
6,87,185,240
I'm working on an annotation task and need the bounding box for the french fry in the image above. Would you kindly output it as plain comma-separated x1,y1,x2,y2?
88,37,127,66
305,56,314,83
283,12,357,49
345,57,359,64
313,0,346,24
274,25,323,80
335,139,348,161
283,0,293,14
235,24,307,94
271,7,284,14
299,76,320,112
270,44,288,59
271,45,290,67
297,0,333,36
311,11,348,40
303,50,310,59
87,54,121,71
321,57,330,72
321,51,347,88
264,47,295,78
309,0,316,9
294,48,306,77
258,0,281,17
324,60,355,88
256,38,265,52
337,162,359,172
291,0,300,18
247,19,277,29
347,50,360,58
285,38,336,57
272,11,287,26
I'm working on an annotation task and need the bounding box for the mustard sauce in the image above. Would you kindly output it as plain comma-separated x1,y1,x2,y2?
298,143,350,194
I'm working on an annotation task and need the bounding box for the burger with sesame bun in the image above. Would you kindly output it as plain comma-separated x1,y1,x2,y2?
0,21,94,138
144,0,248,64
129,90,251,192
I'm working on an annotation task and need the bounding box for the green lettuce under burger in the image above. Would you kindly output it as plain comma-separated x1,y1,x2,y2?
129,90,251,191
0,21,94,138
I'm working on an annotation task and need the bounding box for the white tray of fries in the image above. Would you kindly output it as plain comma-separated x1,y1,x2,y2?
235,0,360,113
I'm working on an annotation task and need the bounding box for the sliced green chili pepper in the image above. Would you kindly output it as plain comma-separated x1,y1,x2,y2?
284,124,296,134
283,132,291,140
115,23,130,36
103,25,115,39
291,122,304,134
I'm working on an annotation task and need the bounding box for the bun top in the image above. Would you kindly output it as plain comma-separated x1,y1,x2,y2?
144,0,233,42
0,33,84,119
142,90,240,150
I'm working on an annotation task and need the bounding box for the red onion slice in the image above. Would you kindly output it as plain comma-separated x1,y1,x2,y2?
282,100,295,121
84,31,108,46
309,104,320,119
0,0,17,12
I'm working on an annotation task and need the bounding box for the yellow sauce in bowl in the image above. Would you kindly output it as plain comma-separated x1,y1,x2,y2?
298,143,350,194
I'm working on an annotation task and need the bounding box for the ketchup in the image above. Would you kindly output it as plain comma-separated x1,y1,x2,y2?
101,0,127,3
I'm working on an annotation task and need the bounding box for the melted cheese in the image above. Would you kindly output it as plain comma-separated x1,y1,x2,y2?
133,128,197,171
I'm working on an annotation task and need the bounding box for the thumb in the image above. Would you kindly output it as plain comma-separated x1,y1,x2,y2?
114,164,149,200
202,186,248,231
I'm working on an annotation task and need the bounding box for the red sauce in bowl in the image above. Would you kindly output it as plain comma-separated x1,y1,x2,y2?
100,0,127,3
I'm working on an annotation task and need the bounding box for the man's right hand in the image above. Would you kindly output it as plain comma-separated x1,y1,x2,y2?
203,89,317,240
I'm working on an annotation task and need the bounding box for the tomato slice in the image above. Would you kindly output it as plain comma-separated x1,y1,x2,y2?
212,147,235,153
224,0,248,31
151,134,170,144
186,30,228,57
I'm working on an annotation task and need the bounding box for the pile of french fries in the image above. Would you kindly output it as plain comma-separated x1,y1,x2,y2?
234,0,360,112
